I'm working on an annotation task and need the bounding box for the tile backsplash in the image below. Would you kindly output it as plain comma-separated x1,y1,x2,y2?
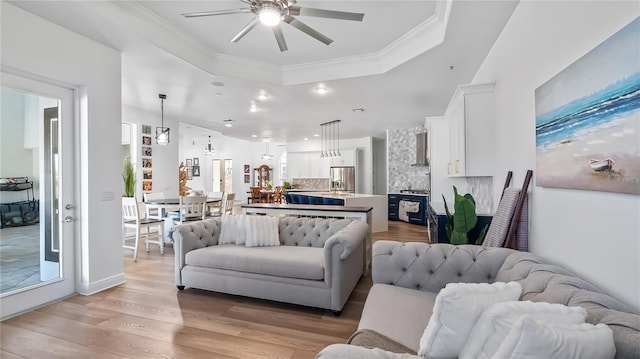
387,127,430,193
292,178,330,190
466,176,493,214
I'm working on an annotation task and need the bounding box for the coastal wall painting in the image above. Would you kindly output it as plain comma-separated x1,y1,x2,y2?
535,17,640,195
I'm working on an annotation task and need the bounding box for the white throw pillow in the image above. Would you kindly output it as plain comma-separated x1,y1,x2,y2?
245,215,280,247
459,301,587,359
492,317,615,359
218,214,237,244
418,281,522,359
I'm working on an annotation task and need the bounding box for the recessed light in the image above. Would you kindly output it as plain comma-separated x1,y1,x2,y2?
215,92,222,96
352,107,365,112
304,137,309,141
223,119,234,127
211,81,225,87
251,134,258,138
250,106,257,113
313,134,320,137
258,93,268,101
315,86,328,95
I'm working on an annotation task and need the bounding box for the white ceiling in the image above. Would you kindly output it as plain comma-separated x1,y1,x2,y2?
10,0,519,143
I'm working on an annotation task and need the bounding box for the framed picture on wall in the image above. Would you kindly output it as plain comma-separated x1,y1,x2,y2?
192,166,200,177
142,158,152,168
142,181,152,191
244,174,250,183
186,159,193,166
142,136,152,146
142,146,152,157
143,170,152,179
193,157,199,166
187,167,193,180
244,164,250,174
141,124,152,135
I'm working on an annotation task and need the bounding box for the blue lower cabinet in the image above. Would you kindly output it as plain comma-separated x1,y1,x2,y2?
285,193,293,203
323,197,344,205
389,194,428,226
308,196,323,205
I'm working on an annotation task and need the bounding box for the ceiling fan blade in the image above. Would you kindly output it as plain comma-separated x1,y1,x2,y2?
182,8,252,18
231,17,260,43
272,25,288,52
288,6,364,21
283,15,333,45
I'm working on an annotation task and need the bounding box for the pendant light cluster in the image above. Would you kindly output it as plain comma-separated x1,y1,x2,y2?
156,94,170,145
204,135,214,156
320,120,341,158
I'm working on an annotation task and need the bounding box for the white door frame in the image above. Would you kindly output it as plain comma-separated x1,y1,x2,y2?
0,72,78,320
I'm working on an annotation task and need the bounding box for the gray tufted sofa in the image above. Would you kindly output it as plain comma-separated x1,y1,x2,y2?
317,241,640,358
173,216,369,313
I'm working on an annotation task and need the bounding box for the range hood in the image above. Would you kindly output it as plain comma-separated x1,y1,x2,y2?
411,132,429,167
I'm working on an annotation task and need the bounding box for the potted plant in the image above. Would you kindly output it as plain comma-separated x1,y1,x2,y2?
122,156,136,197
442,186,487,245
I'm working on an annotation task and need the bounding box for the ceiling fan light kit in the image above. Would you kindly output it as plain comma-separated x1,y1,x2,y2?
182,0,365,52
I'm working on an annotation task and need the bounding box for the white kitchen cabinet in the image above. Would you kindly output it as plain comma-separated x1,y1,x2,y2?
445,83,495,177
288,150,357,178
287,152,309,179
309,152,331,178
330,148,357,167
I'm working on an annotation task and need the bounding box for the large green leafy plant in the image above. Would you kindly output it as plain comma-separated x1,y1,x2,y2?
442,186,487,245
122,156,136,197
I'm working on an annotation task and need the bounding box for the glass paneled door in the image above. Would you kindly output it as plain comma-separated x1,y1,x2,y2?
0,73,76,319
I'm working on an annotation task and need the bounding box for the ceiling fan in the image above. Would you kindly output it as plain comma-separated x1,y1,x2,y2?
181,0,365,52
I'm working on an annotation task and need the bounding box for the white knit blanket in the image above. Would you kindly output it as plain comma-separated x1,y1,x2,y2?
218,214,280,247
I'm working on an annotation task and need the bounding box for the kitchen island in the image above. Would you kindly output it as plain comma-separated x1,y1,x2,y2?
288,192,388,233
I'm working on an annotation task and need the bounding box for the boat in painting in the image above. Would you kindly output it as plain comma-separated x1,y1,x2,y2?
589,158,615,172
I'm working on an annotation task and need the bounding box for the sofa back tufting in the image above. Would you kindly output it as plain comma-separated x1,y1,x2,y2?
496,252,640,359
373,242,515,293
279,217,352,247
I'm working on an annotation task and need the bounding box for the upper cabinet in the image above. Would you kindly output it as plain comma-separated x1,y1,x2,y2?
445,83,495,177
287,149,357,179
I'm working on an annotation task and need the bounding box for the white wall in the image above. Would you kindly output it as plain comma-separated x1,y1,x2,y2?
2,3,123,294
471,1,639,310
122,106,180,199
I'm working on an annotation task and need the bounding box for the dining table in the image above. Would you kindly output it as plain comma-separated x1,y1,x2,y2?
145,197,222,220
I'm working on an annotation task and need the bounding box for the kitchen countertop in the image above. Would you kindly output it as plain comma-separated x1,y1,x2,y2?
388,192,430,197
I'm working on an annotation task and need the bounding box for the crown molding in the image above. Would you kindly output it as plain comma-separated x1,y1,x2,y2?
104,0,452,86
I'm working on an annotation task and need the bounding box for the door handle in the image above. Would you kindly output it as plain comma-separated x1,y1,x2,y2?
65,204,74,210
62,216,74,223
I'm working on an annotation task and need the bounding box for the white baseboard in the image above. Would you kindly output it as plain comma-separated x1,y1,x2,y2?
77,272,125,295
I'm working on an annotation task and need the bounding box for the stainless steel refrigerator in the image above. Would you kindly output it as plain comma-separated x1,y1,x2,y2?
330,166,356,192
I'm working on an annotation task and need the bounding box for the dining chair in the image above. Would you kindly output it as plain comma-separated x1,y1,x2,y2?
248,187,262,204
208,192,226,217
272,186,284,204
122,197,164,261
224,193,235,214
177,195,207,223
143,191,165,220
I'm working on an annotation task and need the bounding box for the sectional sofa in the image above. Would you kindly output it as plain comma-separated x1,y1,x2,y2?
318,241,640,358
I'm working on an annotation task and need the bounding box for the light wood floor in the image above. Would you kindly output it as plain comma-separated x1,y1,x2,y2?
1,220,428,359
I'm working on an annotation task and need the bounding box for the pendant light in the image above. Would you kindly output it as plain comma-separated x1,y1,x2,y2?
204,135,214,155
156,94,170,145
320,120,342,158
